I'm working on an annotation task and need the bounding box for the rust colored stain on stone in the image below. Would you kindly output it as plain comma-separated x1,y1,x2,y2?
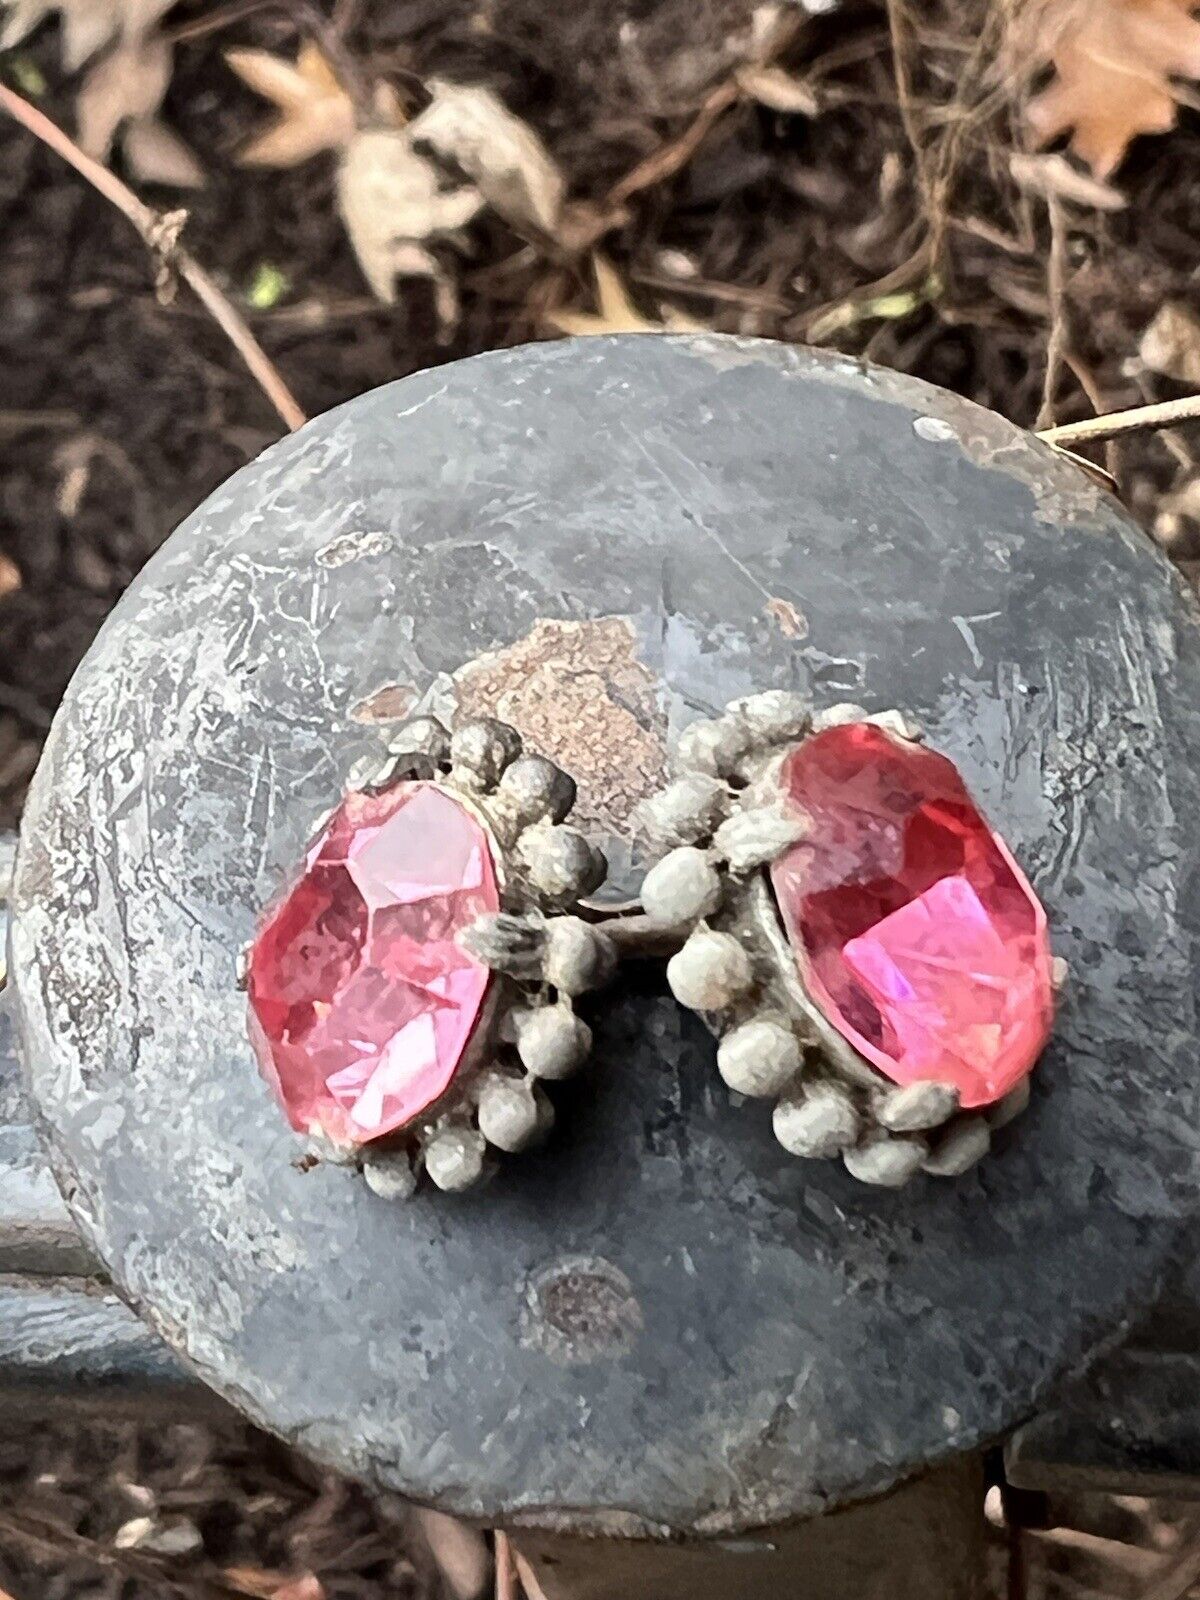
453,617,667,836
765,595,808,639
350,682,417,724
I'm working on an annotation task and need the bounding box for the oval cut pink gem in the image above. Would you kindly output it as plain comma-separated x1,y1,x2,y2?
247,781,499,1144
770,724,1053,1108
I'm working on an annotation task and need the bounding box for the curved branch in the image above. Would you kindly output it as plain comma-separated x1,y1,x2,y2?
0,81,307,434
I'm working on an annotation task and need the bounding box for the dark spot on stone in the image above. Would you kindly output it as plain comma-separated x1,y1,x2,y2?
524,1256,643,1364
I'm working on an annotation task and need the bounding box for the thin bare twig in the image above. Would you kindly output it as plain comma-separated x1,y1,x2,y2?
576,9,807,247
0,82,306,434
512,1549,552,1600
494,1531,518,1600
1037,394,1200,448
0,408,79,433
606,78,741,212
1036,193,1067,431
163,0,274,44
0,1508,229,1600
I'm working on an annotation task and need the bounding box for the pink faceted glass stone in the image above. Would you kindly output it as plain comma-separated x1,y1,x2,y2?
247,782,499,1145
770,724,1053,1108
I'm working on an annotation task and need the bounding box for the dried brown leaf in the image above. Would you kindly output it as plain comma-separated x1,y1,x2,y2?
227,43,356,167
409,80,564,235
547,254,707,336
1139,302,1200,385
122,113,204,186
1026,0,1200,176
226,42,339,109
75,30,169,159
335,127,481,303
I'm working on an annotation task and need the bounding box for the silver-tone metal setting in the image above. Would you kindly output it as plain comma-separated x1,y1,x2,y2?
248,714,614,1198
640,695,1039,1189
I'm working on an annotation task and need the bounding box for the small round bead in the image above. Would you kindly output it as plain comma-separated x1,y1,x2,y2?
542,916,617,996
346,751,389,791
812,703,868,732
666,929,753,1012
306,1129,361,1167
922,1116,991,1178
477,1077,541,1153
516,1004,592,1080
874,1080,960,1133
843,1131,927,1188
712,808,807,873
729,691,811,744
986,1076,1031,1130
641,847,723,926
364,752,438,791
362,1150,417,1200
498,755,576,824
386,716,450,763
520,825,606,903
450,718,522,788
772,1082,858,1158
423,1126,486,1192
637,774,729,848
676,716,751,778
864,708,922,742
718,1018,802,1097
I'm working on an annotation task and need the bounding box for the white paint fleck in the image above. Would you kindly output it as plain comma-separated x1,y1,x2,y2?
78,1102,126,1150
952,615,984,670
913,416,957,443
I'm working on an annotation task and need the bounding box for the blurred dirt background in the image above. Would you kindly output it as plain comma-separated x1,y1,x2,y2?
5,0,1200,1595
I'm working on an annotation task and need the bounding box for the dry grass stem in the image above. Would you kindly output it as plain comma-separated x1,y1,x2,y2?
0,82,306,433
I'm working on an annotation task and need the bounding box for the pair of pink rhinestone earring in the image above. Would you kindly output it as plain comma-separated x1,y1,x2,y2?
242,692,1058,1198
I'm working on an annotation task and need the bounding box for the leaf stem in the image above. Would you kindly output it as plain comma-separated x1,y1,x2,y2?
0,81,307,434
1037,393,1200,448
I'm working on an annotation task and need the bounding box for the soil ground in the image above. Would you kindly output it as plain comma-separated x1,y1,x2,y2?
4,0,1200,828
3,2,1200,1596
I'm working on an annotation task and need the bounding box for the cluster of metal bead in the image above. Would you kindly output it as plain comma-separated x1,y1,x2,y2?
635,693,1034,1189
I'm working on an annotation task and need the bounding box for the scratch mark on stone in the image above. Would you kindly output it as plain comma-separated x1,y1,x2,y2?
627,426,776,608
394,384,447,421
315,531,394,569
951,615,984,670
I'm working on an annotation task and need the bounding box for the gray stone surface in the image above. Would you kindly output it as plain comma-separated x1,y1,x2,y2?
10,335,1200,1536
